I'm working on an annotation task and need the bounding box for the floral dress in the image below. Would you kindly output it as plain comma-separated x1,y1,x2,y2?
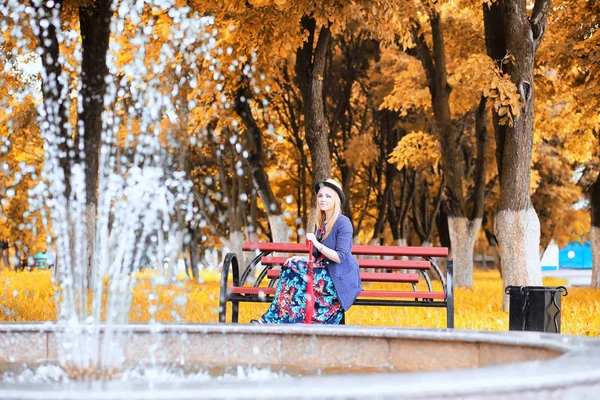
258,222,344,324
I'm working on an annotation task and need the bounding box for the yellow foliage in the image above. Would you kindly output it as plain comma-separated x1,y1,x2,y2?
379,55,431,114
451,54,522,127
0,68,47,250
0,270,56,321
388,131,441,171
343,134,378,169
2,269,597,337
529,168,540,195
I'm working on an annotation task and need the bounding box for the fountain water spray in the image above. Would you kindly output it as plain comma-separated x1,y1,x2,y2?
1,0,223,378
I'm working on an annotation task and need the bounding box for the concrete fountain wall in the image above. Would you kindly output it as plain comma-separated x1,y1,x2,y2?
0,323,599,399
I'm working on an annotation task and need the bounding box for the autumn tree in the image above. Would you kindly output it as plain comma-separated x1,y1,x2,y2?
0,71,47,267
325,26,380,232
481,0,551,302
77,0,112,282
270,61,311,238
189,0,411,231
3,0,113,285
541,0,600,287
383,2,507,286
369,49,418,247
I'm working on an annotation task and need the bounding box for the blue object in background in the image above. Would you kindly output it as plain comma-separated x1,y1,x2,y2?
559,241,592,269
33,252,48,269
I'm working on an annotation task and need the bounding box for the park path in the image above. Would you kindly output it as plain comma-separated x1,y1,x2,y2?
542,269,592,287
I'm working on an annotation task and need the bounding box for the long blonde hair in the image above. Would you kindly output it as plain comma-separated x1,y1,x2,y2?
315,189,342,240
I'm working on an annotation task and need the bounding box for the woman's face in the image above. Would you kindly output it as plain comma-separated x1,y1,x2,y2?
317,187,337,213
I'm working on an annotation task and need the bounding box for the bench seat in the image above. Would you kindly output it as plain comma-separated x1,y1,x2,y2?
228,286,446,299
265,269,420,283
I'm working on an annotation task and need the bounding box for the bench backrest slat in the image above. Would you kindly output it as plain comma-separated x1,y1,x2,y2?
261,256,430,270
243,241,448,258
266,269,420,283
243,242,307,252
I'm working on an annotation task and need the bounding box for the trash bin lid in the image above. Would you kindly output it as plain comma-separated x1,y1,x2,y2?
505,285,568,296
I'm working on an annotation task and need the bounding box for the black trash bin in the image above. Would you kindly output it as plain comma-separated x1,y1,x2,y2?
505,286,568,333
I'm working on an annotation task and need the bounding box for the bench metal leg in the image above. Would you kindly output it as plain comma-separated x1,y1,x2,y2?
218,263,229,323
446,259,454,329
218,296,227,323
219,253,239,323
232,301,239,323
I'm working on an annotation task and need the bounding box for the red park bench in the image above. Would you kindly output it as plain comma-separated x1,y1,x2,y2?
218,241,454,328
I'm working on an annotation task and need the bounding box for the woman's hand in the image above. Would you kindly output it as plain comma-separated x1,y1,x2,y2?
306,233,321,250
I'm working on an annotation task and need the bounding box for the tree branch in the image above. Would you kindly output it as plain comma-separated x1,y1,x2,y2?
405,19,437,98
427,181,445,241
411,178,426,242
313,23,332,81
530,0,550,52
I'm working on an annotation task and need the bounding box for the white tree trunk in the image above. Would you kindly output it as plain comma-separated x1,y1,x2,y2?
395,238,407,247
591,226,600,288
395,238,408,261
156,231,165,276
419,240,445,276
365,238,380,271
448,217,482,288
491,243,501,274
167,229,184,282
222,230,246,278
268,214,289,243
495,207,542,311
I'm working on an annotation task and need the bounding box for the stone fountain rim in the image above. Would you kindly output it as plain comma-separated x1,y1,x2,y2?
0,322,594,352
1,323,599,399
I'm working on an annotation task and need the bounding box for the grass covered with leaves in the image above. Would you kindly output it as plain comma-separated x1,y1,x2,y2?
0,269,598,336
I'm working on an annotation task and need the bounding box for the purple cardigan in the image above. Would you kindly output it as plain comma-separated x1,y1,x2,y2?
313,214,362,311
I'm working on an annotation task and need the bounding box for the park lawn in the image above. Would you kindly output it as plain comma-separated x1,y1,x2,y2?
0,268,598,336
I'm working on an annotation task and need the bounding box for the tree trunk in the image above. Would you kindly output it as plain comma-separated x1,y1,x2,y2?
3,248,9,270
485,227,502,277
235,85,288,243
448,217,482,287
295,17,332,231
408,13,487,286
340,165,356,231
428,16,465,222
268,215,288,244
370,188,390,244
496,209,542,309
33,0,83,307
590,174,600,288
167,229,184,282
395,238,407,247
493,0,548,310
188,224,200,280
156,230,165,276
225,230,245,276
85,203,96,278
395,238,408,262
33,0,72,198
79,0,112,287
184,247,192,280
0,241,8,270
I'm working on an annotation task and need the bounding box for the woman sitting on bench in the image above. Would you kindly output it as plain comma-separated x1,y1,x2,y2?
253,179,362,324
